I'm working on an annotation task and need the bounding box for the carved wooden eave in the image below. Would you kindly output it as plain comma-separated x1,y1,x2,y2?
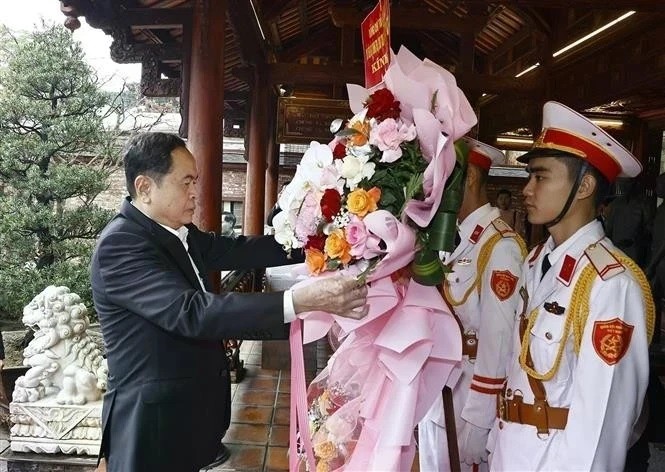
56,0,665,145
61,2,190,98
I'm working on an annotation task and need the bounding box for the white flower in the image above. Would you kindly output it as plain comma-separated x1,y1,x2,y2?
336,154,376,190
298,141,334,189
277,176,306,212
273,210,302,250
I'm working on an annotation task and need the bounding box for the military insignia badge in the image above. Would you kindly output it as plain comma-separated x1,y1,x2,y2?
490,270,518,301
592,318,634,365
544,301,565,315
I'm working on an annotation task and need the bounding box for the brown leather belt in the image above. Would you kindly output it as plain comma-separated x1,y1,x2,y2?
462,332,478,359
498,390,569,434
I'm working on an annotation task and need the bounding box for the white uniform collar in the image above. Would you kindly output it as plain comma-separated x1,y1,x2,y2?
458,203,498,244
543,219,604,268
529,219,606,306
447,204,500,263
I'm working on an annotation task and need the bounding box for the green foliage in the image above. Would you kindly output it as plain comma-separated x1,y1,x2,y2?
363,140,428,215
0,23,120,319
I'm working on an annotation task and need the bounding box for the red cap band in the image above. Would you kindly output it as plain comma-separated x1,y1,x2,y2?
536,128,622,182
468,149,491,171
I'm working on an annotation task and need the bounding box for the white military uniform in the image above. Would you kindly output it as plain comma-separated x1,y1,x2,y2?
420,203,525,471
489,101,651,472
489,220,650,471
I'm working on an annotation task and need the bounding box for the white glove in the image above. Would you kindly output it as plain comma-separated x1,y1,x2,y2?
459,421,490,466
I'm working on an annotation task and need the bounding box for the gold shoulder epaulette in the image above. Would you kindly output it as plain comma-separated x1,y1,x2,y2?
491,217,517,237
584,242,625,280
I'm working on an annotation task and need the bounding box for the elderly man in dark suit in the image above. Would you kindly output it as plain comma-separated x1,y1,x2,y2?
90,133,368,472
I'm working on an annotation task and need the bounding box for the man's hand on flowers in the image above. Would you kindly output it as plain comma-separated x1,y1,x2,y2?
292,275,369,320
459,421,490,465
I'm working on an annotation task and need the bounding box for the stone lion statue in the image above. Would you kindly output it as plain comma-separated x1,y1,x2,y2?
13,286,108,405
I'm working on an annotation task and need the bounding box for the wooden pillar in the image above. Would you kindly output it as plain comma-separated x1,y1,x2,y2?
244,64,268,235
265,94,280,217
188,0,225,233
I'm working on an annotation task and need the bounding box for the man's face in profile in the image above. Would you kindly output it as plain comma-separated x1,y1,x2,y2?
144,146,198,229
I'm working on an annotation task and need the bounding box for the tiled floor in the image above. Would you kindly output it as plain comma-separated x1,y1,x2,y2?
203,340,315,472
203,340,424,472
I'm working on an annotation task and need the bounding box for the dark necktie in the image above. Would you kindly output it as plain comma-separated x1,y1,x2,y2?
541,254,551,280
454,232,461,248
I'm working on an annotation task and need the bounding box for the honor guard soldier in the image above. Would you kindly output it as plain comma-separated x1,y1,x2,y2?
489,102,655,471
419,138,527,471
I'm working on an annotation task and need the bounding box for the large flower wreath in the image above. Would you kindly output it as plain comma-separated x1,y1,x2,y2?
275,46,477,471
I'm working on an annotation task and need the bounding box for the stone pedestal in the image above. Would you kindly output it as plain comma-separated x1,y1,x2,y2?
0,449,98,472
9,399,102,456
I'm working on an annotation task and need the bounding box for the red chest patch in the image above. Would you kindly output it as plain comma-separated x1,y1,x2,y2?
592,318,634,366
469,225,483,244
490,270,518,301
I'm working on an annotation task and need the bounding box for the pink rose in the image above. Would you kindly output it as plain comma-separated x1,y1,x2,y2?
369,118,417,163
345,216,369,257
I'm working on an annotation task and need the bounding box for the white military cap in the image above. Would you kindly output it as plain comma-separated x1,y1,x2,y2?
517,101,641,183
463,137,506,171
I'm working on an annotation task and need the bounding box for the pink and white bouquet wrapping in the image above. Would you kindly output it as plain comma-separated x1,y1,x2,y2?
274,47,477,282
284,46,477,472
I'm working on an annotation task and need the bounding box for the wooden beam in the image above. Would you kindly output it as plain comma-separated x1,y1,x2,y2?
109,37,182,63
464,0,665,11
457,70,542,95
235,62,542,95
277,27,336,62
262,0,299,22
226,0,265,65
329,5,487,33
269,63,363,85
340,26,354,66
224,91,249,101
188,0,225,236
298,0,309,39
269,21,282,51
117,8,192,28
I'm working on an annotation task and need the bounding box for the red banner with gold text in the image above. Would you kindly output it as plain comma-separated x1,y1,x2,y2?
361,0,391,89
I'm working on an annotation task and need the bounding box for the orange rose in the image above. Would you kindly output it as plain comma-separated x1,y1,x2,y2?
316,461,331,472
324,229,352,264
348,120,370,146
314,440,338,461
346,187,381,217
367,186,381,204
305,248,326,275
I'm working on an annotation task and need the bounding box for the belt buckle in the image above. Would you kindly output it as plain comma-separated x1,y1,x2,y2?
464,330,478,361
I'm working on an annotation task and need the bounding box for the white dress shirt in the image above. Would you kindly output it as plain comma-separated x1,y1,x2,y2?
131,202,296,323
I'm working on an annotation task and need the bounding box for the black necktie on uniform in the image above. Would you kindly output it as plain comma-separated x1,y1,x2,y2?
454,232,461,248
541,254,552,280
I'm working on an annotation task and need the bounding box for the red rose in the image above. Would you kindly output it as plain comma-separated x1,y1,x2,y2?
320,188,342,221
366,88,401,121
333,142,346,160
305,234,327,251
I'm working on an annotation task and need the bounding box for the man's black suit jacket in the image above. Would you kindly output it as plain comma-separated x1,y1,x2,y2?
91,198,299,472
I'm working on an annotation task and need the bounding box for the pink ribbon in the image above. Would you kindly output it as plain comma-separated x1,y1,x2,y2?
289,211,462,470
